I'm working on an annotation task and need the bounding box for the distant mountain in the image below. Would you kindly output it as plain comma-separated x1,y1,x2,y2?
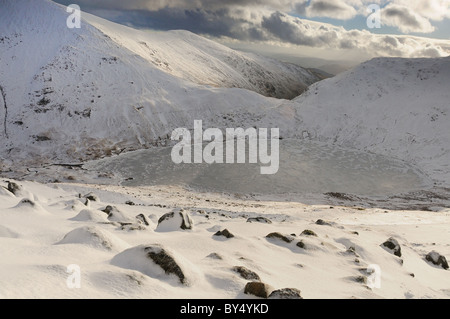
283,57,450,186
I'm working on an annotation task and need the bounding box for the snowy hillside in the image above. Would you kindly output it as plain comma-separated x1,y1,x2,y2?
84,14,321,99
0,0,293,167
280,57,450,186
0,179,449,299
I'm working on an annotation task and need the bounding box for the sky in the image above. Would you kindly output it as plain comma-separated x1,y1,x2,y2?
54,0,450,68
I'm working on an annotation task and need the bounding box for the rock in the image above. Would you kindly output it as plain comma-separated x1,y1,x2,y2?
381,237,402,257
17,198,35,207
268,288,303,299
7,181,21,195
144,245,187,284
102,206,132,223
56,226,128,251
315,219,332,226
244,282,273,298
70,209,108,222
136,214,150,226
206,253,223,260
83,193,99,202
214,229,234,238
111,244,192,285
354,276,367,284
301,229,318,237
346,246,360,257
296,241,306,249
425,251,449,270
266,232,294,243
247,217,272,224
101,205,115,215
120,223,147,231
156,209,193,231
232,266,260,281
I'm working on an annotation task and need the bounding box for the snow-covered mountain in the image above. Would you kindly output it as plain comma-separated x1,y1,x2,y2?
0,0,296,166
1,0,450,190
84,14,321,99
280,57,450,186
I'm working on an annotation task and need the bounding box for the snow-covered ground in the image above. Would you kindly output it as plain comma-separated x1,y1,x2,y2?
0,0,449,299
0,179,449,299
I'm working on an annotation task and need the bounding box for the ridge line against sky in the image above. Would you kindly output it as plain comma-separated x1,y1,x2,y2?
54,0,450,64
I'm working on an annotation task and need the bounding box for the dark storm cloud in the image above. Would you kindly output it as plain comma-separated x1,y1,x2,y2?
52,0,449,57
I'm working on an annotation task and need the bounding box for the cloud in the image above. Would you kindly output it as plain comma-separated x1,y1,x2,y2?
381,4,436,33
52,0,450,58
302,0,358,20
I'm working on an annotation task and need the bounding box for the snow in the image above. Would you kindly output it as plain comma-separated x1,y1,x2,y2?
0,0,449,300
0,180,449,299
286,57,450,187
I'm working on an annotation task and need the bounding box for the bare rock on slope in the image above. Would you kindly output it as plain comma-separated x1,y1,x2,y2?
268,288,303,299
232,266,261,281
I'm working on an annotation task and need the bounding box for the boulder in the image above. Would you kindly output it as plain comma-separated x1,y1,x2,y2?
214,229,234,239
425,251,449,270
156,209,193,231
83,193,99,202
56,226,128,251
266,232,294,243
315,219,332,226
244,282,273,299
7,181,21,195
268,288,303,299
136,214,150,226
301,230,318,237
145,245,187,284
232,266,261,281
247,217,272,224
381,237,402,257
102,206,132,223
111,244,193,285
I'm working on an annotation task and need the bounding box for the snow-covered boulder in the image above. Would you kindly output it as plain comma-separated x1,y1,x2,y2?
56,226,129,251
156,209,193,232
111,244,198,285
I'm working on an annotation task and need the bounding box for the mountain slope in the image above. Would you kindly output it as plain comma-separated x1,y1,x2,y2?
279,57,450,186
83,13,321,99
0,0,290,167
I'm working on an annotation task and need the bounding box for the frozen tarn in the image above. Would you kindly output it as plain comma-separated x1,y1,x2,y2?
85,139,431,197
